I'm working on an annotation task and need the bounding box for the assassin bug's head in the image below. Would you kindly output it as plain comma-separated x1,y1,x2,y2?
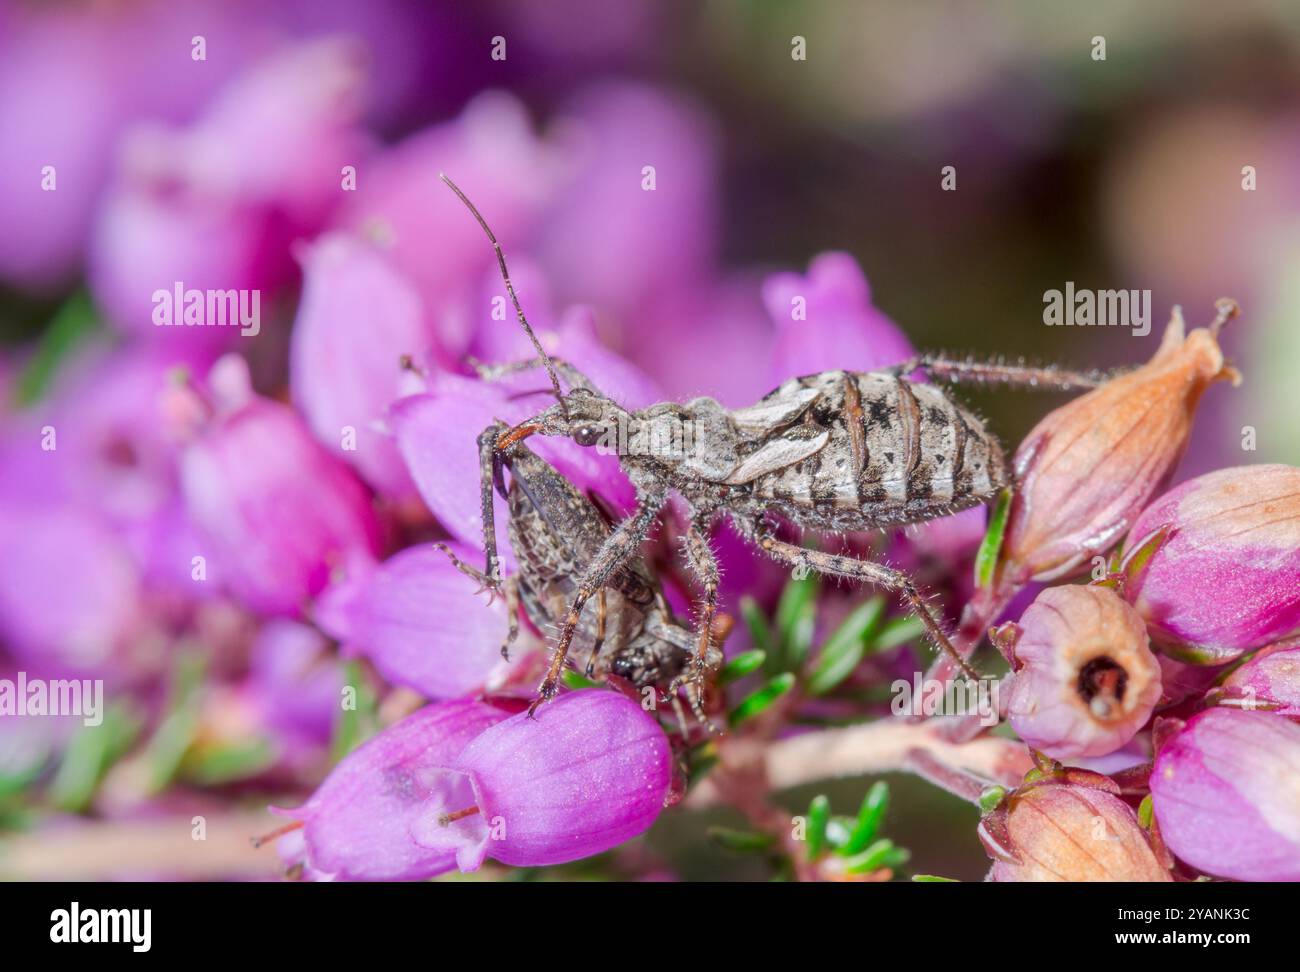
494,386,633,454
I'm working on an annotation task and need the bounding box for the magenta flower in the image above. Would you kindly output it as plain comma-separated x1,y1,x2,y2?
1005,585,1161,760
535,82,719,319
289,232,432,499
761,251,915,382
0,505,141,676
1151,708,1300,881
410,689,673,870
248,620,342,753
315,542,509,700
1220,645,1300,716
1123,464,1300,663
90,39,369,346
176,355,382,616
275,698,516,881
333,92,560,338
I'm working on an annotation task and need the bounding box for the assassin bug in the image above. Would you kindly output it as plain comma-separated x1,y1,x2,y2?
439,174,1107,708
437,427,726,718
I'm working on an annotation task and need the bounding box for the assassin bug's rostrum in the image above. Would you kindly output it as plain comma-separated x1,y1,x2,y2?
436,428,726,718
438,174,1109,711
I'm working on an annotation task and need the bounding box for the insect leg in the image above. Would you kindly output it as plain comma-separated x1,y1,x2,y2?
433,542,520,659
676,517,722,715
890,354,1111,392
754,532,982,682
585,589,608,677
472,356,600,395
532,495,667,714
476,425,505,592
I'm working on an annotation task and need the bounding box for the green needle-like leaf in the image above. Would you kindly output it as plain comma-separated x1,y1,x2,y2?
774,573,818,671
912,874,959,882
729,673,796,727
974,487,1013,589
842,838,901,874
739,596,772,659
874,614,926,651
805,794,831,859
707,826,775,853
719,649,767,686
49,704,142,813
807,596,885,695
843,781,890,854
14,290,99,406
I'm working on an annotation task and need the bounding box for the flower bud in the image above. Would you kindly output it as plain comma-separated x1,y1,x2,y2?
1122,464,1300,663
1005,585,1161,760
986,780,1170,881
411,689,672,870
177,354,382,616
1220,645,1300,716
999,304,1238,584
1151,708,1300,881
274,698,515,881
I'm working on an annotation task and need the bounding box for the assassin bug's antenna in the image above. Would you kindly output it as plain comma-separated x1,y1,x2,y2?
439,173,569,420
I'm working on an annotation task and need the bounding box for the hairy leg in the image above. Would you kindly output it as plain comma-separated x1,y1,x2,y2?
752,530,981,682
671,517,722,715
433,542,520,659
889,353,1111,392
532,495,668,714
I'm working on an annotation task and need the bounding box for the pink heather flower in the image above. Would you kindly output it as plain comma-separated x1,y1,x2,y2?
90,39,369,346
987,780,1170,882
409,690,673,870
248,620,342,753
314,542,509,700
1220,645,1300,717
0,505,142,676
536,82,719,318
176,355,382,616
389,372,636,563
761,251,915,382
334,91,561,336
1005,585,1161,760
1151,708,1300,881
631,276,775,408
999,308,1237,585
289,232,432,499
275,698,516,881
1122,464,1300,664
0,1,249,291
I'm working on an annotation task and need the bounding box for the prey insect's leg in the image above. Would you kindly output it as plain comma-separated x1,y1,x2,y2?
433,543,520,659
674,517,721,716
585,589,607,677
472,356,599,394
532,495,668,714
754,533,982,682
476,425,505,592
890,354,1110,392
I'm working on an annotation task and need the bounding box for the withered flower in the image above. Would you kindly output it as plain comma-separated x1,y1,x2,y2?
998,301,1239,585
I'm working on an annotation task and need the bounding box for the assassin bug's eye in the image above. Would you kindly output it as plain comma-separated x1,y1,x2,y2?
572,425,602,447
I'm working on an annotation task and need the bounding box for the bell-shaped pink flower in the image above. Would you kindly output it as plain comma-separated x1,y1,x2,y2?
410,689,673,870
289,232,432,499
314,542,508,699
1220,645,1300,717
1005,585,1162,760
761,251,915,382
1122,464,1300,664
1151,708,1300,881
91,39,369,347
176,355,382,616
275,698,516,881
